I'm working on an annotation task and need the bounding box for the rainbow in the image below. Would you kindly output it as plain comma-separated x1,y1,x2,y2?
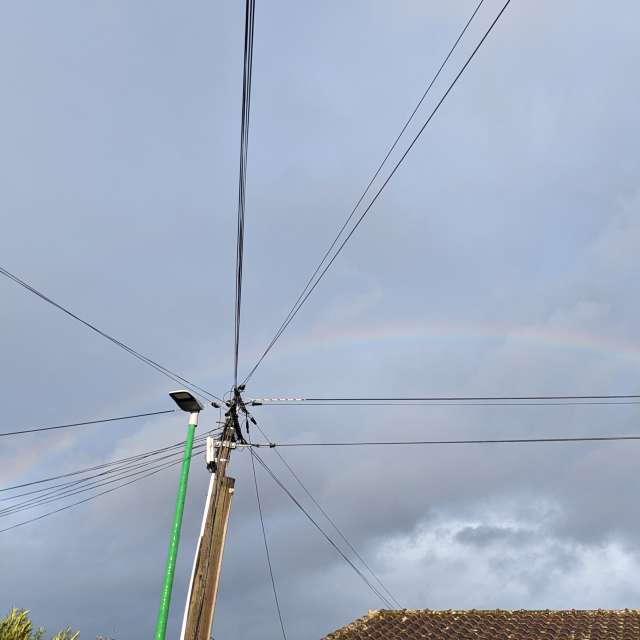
277,319,640,365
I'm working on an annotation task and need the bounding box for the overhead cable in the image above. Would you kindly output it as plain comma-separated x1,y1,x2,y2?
0,444,207,517
265,435,640,447
0,409,175,438
254,422,401,608
0,451,203,534
0,265,222,403
1,434,217,503
250,394,640,403
249,441,288,639
242,0,511,384
0,441,205,504
0,431,218,493
255,401,640,407
242,0,486,384
234,0,256,386
250,450,394,608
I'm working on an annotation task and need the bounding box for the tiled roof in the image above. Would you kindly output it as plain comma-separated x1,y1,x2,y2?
322,609,640,640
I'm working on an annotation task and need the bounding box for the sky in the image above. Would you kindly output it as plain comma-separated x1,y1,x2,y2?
1,0,640,638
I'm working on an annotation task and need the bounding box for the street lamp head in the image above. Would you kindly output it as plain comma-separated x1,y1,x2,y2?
169,390,204,413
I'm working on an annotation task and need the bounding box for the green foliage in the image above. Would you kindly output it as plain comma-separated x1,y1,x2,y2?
50,630,79,640
0,610,78,640
0,609,43,640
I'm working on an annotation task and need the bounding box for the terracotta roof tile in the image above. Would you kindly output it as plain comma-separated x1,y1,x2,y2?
322,609,640,640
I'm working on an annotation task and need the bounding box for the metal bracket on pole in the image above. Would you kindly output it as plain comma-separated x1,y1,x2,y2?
206,436,217,473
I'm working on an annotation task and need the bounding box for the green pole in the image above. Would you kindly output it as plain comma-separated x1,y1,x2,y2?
154,418,197,640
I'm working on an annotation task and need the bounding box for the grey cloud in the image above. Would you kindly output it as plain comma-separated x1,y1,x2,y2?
455,524,537,548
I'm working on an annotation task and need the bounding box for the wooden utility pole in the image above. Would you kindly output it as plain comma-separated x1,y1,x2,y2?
180,416,238,640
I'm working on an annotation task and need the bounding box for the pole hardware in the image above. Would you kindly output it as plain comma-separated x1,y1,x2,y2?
181,385,252,640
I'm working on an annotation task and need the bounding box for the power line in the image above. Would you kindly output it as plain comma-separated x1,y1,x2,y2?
0,431,218,493
250,450,394,608
0,452,202,534
251,394,640,403
0,449,204,518
1,436,215,508
242,0,487,384
0,409,175,438
249,443,288,639
242,0,511,385
0,265,222,403
1,443,186,493
0,442,190,502
0,443,197,504
255,401,640,407
234,0,256,386
265,435,640,447
0,444,207,517
254,422,401,609
0,437,211,502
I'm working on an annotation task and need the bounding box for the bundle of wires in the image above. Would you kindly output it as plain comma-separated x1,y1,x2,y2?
234,0,256,386
0,429,222,534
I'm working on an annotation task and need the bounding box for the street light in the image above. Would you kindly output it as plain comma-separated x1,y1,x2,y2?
154,390,204,640
169,390,204,414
